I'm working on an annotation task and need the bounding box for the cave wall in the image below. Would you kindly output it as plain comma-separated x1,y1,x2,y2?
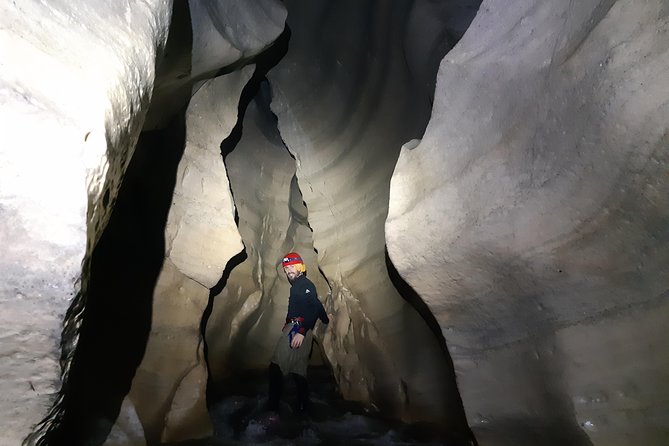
205,90,331,381
164,69,253,289
386,0,669,444
90,63,258,446
266,0,478,428
113,4,286,442
0,1,172,444
3,0,667,444
122,68,254,445
144,0,287,131
0,0,286,443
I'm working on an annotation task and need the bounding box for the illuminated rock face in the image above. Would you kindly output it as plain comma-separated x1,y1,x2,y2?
265,2,478,430
0,1,171,445
198,0,480,426
205,94,328,378
120,67,257,445
164,69,253,289
0,0,285,444
114,6,285,445
387,0,669,444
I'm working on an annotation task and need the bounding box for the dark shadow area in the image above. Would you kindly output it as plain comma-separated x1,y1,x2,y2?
202,249,248,406
143,0,194,131
414,0,482,107
219,25,291,160
384,249,449,358
194,366,465,446
385,248,478,446
39,113,188,446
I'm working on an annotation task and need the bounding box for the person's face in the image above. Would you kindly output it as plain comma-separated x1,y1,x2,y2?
283,264,301,282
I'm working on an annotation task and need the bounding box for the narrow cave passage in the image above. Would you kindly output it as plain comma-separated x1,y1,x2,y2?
8,1,669,446
195,3,481,441
30,2,483,445
201,70,473,446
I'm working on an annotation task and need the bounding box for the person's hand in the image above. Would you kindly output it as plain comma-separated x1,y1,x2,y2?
328,313,335,325
291,333,305,348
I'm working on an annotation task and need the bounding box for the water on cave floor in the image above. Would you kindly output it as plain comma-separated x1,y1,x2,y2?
162,366,464,446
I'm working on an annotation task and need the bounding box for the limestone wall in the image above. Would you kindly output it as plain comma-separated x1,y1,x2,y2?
387,1,669,444
0,1,172,444
268,0,477,428
4,0,666,444
117,4,285,442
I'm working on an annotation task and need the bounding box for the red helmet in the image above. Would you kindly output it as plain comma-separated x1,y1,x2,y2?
282,252,304,267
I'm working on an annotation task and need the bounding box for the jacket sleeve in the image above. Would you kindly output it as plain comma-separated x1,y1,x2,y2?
304,295,328,331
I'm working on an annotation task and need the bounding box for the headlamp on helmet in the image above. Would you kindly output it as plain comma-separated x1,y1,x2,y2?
282,252,306,273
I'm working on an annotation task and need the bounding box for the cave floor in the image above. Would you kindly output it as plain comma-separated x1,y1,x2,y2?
162,366,461,446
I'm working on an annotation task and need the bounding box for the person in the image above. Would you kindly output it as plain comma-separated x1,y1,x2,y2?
267,252,332,415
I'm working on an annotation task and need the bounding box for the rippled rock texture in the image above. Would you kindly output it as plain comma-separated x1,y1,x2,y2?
387,1,669,445
267,2,478,434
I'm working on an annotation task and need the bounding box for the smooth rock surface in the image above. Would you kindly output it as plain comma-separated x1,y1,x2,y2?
165,68,253,288
127,259,211,444
387,0,669,444
190,0,287,78
144,0,287,130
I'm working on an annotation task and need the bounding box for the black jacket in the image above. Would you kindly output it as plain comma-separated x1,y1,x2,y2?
285,274,329,335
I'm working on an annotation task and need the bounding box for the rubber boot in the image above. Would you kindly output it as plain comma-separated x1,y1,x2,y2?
268,362,283,412
293,373,310,413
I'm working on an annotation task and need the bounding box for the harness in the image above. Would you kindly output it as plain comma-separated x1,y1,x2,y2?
288,317,305,348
